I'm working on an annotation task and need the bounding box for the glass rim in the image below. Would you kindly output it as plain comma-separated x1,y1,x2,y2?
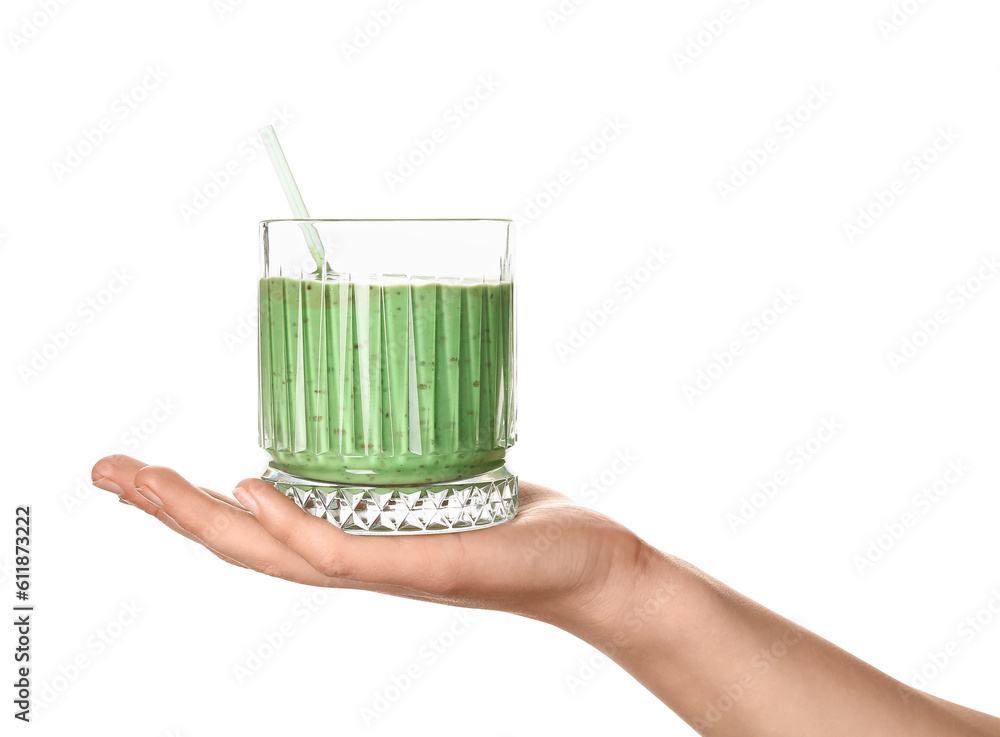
260,218,513,225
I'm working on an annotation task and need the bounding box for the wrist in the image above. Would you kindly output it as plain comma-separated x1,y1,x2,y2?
551,534,684,657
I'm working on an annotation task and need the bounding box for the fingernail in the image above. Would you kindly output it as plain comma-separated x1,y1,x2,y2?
119,497,136,507
233,487,258,515
134,485,164,508
93,476,124,495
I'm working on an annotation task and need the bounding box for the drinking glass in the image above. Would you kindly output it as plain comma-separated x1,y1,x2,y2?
258,219,517,534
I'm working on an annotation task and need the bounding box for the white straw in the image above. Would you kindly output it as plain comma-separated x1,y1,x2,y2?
259,125,327,272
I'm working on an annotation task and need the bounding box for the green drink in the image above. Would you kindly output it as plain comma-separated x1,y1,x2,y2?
257,219,518,534
259,277,515,484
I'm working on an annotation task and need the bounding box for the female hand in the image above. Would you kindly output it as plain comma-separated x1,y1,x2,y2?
90,454,646,633
92,454,1000,736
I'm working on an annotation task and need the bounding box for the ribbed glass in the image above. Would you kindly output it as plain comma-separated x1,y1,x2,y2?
258,275,515,484
256,220,517,531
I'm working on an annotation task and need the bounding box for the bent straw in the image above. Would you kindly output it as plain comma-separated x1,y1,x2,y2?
259,125,328,273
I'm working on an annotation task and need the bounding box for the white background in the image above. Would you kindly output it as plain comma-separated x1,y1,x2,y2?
3,0,1000,734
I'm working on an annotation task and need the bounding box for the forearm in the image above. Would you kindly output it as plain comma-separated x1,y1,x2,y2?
557,542,1000,736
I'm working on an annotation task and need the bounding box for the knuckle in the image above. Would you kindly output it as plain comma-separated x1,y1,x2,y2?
260,562,285,579
200,509,232,543
423,573,461,598
133,464,172,491
207,548,243,569
266,515,296,545
311,549,347,579
149,506,171,523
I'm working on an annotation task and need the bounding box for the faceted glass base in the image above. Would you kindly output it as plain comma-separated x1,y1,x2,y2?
261,466,518,535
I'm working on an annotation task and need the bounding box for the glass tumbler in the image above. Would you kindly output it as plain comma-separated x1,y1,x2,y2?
257,219,517,534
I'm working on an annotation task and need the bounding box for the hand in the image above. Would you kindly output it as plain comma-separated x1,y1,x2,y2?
90,454,646,630
92,455,1000,736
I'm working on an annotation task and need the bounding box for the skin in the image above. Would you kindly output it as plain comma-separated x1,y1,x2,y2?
92,454,1000,736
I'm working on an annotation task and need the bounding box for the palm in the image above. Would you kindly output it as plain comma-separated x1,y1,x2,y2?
91,455,636,622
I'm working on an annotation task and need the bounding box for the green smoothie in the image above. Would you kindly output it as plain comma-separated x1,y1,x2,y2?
258,276,516,485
